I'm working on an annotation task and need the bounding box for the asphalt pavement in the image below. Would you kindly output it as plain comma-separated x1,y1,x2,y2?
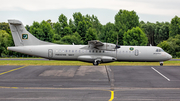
0,65,180,101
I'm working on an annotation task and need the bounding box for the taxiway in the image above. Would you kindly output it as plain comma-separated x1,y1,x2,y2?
0,65,180,101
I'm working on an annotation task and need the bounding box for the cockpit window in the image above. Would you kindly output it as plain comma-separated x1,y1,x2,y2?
156,49,164,52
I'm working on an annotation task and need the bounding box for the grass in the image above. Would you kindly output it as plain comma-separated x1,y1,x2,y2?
0,60,180,66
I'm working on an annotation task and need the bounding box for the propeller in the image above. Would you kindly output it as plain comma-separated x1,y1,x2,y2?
115,34,120,59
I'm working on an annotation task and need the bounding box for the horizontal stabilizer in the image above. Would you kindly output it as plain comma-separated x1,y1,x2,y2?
8,20,22,25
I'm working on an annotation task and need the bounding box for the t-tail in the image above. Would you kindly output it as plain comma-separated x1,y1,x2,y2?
8,19,54,46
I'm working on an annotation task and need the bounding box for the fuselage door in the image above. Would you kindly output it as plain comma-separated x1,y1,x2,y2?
135,49,139,56
48,49,53,58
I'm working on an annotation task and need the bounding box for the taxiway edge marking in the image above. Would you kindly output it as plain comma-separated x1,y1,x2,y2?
151,67,170,81
0,66,27,76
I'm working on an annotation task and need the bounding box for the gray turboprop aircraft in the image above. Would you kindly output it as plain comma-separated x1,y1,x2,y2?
7,19,172,66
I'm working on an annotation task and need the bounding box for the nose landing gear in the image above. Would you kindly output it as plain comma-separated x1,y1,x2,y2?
160,61,163,66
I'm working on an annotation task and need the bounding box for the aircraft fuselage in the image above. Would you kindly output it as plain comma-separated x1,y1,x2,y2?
8,45,172,63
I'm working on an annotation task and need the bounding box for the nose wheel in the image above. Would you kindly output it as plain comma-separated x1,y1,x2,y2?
160,62,163,66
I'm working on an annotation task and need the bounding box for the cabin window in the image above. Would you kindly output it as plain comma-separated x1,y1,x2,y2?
72,50,74,53
56,50,58,53
75,50,77,53
96,50,98,53
59,50,61,52
79,50,81,53
99,50,101,53
69,50,71,52
89,50,91,53
92,50,94,53
103,50,105,53
66,50,68,52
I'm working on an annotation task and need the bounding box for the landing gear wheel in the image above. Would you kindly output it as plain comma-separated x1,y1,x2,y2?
160,62,163,66
93,60,100,66
160,63,163,66
93,61,98,66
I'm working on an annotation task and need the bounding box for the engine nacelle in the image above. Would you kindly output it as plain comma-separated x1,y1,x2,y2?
97,43,116,51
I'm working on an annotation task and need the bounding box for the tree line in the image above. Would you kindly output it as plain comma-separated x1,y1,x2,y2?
0,9,180,57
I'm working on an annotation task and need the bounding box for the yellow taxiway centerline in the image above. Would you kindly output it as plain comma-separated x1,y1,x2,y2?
109,90,114,101
0,66,27,76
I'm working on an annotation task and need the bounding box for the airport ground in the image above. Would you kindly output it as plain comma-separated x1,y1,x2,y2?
0,64,180,101
0,58,180,66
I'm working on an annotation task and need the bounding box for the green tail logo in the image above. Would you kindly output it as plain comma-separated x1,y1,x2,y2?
22,34,28,39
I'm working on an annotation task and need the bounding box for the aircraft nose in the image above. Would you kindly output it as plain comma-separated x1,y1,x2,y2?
167,53,172,60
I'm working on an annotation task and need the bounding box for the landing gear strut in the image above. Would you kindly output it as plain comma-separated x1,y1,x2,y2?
160,61,163,66
93,59,101,66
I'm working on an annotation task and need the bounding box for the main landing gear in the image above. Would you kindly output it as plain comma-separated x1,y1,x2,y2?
93,59,101,66
160,61,163,66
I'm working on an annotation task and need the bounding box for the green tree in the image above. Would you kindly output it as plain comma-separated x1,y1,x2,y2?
84,28,98,44
54,22,61,36
100,22,116,43
25,25,30,32
158,34,180,57
60,32,83,44
154,22,169,45
141,22,155,46
40,20,55,42
72,12,102,43
157,41,171,54
73,12,83,27
141,21,170,46
29,21,45,40
90,15,103,40
0,30,13,56
106,30,118,44
46,19,54,28
30,21,55,42
115,9,140,45
53,14,69,38
0,22,11,34
58,14,68,28
169,16,180,37
63,27,72,35
123,27,148,46
77,20,87,40
69,18,76,33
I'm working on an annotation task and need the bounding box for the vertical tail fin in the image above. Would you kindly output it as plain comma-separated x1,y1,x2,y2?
8,19,54,46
